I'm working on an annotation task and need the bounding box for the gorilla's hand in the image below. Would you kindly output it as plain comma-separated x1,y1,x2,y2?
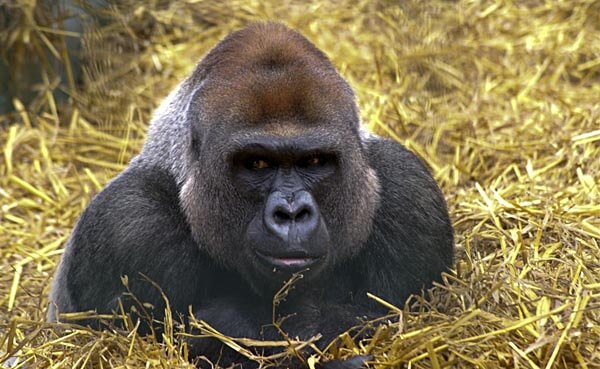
192,298,262,337
190,298,371,369
320,355,372,369
188,298,265,364
279,299,376,345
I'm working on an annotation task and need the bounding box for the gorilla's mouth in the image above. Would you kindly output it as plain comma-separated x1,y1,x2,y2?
254,250,324,272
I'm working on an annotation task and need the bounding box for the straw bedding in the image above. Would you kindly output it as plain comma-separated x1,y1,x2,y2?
1,1,598,368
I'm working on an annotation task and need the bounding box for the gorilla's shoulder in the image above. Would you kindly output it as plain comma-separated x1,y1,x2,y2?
72,162,189,254
360,134,454,286
94,162,181,214
363,136,434,181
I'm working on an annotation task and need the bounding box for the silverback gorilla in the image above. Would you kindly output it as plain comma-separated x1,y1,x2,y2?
48,23,454,368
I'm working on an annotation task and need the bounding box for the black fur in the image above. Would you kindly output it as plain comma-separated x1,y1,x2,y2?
48,23,453,369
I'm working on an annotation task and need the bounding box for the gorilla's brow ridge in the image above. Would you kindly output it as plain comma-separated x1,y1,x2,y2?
224,132,344,159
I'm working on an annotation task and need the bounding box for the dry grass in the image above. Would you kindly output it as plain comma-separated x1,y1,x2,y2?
1,0,599,368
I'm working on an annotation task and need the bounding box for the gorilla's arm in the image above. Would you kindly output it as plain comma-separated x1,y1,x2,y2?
357,136,454,305
48,163,209,329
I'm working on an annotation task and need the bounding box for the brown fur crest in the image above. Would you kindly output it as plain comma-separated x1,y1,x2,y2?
195,23,358,127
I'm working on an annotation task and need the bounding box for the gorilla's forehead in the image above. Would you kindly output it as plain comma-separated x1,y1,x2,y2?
199,69,356,128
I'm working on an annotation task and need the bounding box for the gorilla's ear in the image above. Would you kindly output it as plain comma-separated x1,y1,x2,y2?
183,82,208,154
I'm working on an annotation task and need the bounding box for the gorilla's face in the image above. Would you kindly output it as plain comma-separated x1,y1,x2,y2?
230,132,338,280
181,122,380,292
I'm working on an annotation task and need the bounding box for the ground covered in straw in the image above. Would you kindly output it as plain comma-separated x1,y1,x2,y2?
1,0,599,368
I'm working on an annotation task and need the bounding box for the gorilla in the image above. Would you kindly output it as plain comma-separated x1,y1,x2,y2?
48,22,454,368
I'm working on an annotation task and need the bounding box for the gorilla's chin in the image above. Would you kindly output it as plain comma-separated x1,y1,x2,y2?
243,242,330,293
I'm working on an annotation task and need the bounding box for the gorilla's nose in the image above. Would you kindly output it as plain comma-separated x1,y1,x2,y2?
264,191,319,243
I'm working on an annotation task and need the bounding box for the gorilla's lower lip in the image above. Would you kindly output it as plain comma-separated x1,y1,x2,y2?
254,251,323,270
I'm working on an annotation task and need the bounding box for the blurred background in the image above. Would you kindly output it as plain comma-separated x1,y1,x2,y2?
1,0,599,368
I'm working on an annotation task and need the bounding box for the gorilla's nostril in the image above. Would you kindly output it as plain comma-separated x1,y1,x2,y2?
274,210,291,222
274,207,311,223
296,208,311,221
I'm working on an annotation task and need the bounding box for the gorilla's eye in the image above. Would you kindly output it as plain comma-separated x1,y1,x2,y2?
307,156,321,166
299,154,328,168
250,159,271,170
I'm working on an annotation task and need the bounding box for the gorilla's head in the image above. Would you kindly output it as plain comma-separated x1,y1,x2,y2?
178,23,380,292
